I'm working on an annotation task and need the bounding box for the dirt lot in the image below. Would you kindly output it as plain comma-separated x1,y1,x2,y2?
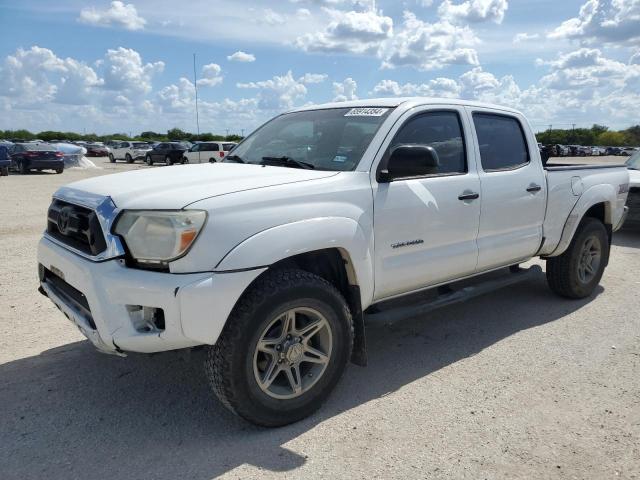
1,157,639,479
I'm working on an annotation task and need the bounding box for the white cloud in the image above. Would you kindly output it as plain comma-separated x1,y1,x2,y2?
295,8,393,54
333,77,358,101
237,70,308,110
157,77,195,113
549,0,640,45
100,47,164,98
438,0,508,24
296,8,311,18
371,77,461,97
263,8,286,25
227,51,256,62
380,11,479,70
513,32,540,43
0,46,103,107
197,63,223,87
299,73,328,84
79,1,146,31
631,51,640,65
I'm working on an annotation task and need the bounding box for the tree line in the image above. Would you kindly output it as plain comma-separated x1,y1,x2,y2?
536,124,640,147
2,124,639,147
0,127,243,143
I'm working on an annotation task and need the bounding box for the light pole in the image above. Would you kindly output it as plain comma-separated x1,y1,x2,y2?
193,53,200,137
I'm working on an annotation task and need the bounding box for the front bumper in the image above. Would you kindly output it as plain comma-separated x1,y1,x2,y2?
38,237,265,355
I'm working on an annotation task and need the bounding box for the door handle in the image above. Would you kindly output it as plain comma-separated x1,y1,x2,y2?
458,191,480,201
526,184,542,193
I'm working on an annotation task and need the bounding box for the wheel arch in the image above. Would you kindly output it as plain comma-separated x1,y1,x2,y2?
547,184,614,257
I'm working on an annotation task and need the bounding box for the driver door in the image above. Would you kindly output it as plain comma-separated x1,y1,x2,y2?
372,107,481,300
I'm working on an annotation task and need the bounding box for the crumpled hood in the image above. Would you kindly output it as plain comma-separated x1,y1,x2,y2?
628,168,640,187
64,163,339,209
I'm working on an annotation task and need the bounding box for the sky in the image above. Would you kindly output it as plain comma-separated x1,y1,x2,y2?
0,0,639,135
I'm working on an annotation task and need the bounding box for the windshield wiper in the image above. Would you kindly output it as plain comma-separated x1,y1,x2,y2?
225,154,245,163
261,156,315,170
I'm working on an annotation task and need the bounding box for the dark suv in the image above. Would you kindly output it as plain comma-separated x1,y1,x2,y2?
10,143,64,174
145,142,188,166
0,145,10,176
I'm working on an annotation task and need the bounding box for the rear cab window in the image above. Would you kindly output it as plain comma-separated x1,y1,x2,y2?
473,113,530,171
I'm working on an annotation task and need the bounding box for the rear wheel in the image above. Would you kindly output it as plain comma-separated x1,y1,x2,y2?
125,153,133,163
18,161,29,174
182,156,189,164
546,217,609,299
165,155,173,165
205,269,353,427
109,153,115,163
0,166,8,176
145,155,153,166
55,168,63,174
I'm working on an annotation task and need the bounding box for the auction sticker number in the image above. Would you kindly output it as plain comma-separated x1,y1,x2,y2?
344,108,389,117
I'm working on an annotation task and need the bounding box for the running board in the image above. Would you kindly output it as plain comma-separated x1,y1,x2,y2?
365,265,543,324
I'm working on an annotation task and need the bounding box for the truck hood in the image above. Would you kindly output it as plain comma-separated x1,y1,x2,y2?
63,163,339,209
629,168,640,187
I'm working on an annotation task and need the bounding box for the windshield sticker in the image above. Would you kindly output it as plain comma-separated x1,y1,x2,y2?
344,107,389,117
332,155,348,163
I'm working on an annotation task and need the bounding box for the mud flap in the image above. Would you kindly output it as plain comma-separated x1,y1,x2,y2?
347,285,367,366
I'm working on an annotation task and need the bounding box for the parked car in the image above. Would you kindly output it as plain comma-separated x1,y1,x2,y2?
624,150,640,229
182,142,237,163
606,147,622,156
84,144,109,157
591,146,605,156
108,141,151,163
0,144,10,176
10,143,64,174
144,142,187,165
620,147,636,156
37,98,629,427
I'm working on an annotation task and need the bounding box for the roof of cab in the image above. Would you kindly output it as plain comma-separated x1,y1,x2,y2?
287,97,523,115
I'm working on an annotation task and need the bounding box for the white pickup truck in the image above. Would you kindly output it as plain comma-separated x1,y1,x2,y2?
38,98,629,426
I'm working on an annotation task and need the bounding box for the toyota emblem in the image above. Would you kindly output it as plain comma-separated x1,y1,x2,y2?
57,207,73,235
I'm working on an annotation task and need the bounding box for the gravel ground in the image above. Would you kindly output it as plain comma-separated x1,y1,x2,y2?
0,156,638,480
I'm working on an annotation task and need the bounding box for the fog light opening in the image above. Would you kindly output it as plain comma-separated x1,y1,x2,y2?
126,305,166,333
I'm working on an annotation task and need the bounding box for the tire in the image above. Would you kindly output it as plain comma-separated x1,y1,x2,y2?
19,161,29,174
55,168,63,174
125,154,133,164
209,158,215,163
145,155,153,166
0,166,8,176
546,217,609,299
205,269,353,427
182,156,188,164
166,155,173,165
109,153,115,163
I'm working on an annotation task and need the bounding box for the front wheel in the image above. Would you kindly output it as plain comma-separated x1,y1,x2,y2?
145,155,153,166
18,161,29,174
165,155,173,165
0,166,8,176
109,153,115,163
205,269,353,427
55,168,63,174
125,154,133,163
546,217,609,299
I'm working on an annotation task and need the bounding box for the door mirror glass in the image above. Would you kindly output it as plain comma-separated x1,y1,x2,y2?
379,145,440,182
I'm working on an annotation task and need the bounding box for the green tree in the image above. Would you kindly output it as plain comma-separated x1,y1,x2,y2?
596,131,626,146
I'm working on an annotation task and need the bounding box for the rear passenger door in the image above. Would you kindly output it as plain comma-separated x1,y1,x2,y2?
469,109,546,271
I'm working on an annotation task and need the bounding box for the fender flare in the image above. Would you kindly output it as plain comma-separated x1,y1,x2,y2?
215,217,375,308
547,184,614,257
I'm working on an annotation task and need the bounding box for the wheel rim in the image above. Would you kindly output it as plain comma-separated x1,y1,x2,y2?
253,307,332,400
577,235,602,284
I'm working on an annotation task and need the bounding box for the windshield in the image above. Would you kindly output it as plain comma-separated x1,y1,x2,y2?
225,107,393,171
132,142,149,149
627,150,640,170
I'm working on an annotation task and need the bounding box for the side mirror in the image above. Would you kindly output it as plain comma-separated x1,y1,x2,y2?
378,145,440,182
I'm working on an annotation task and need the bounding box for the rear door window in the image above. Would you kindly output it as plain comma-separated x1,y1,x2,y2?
473,113,530,171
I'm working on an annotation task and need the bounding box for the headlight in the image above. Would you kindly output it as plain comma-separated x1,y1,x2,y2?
113,210,207,267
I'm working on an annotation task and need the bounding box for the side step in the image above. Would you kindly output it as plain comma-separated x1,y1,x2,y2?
365,265,543,324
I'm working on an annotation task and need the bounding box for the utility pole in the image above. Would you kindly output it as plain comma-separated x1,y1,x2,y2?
193,53,200,137
226,128,229,138
241,128,245,137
